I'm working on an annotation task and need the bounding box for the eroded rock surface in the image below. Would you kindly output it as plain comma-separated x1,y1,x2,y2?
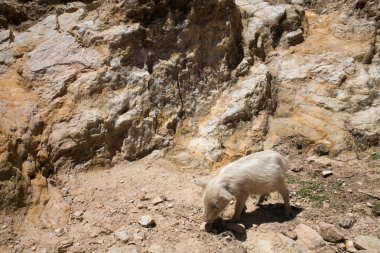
0,0,379,240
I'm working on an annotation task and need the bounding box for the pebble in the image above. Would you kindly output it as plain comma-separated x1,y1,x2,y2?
339,216,357,229
31,246,36,251
366,202,373,207
227,223,246,234
114,228,129,243
167,203,174,208
138,215,155,228
72,211,83,221
54,228,66,237
291,166,304,172
1,224,7,229
322,170,333,177
57,240,73,253
199,222,213,232
353,235,380,251
152,196,164,205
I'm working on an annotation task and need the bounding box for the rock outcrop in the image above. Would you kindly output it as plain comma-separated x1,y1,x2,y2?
0,0,379,212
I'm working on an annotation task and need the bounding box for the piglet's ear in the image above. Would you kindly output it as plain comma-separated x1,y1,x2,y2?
193,179,207,190
219,188,233,202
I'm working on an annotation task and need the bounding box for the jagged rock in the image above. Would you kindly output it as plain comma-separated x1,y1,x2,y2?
285,29,304,46
295,224,326,250
353,236,380,252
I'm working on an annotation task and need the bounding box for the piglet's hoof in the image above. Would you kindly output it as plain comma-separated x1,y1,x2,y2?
200,222,213,232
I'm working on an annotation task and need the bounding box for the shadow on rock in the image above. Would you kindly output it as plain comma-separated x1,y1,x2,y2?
209,204,302,242
241,204,303,229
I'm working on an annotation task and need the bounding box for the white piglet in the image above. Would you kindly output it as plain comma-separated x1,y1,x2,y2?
197,150,291,224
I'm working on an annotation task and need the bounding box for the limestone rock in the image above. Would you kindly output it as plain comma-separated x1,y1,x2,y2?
295,224,326,250
138,215,155,228
318,222,344,243
353,236,380,252
285,29,304,46
339,216,357,229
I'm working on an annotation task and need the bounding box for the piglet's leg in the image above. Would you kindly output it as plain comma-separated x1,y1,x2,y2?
256,194,266,206
231,193,249,221
278,184,291,218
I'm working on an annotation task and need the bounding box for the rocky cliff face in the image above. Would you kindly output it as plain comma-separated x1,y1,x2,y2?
0,0,379,213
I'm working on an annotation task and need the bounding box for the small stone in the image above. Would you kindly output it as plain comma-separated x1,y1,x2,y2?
138,215,155,228
57,240,73,253
339,216,357,229
291,166,304,172
367,202,373,207
345,240,356,252
115,228,129,243
353,235,380,251
167,203,174,208
1,224,7,229
200,222,213,232
291,0,304,4
295,202,301,207
72,211,83,221
319,222,344,242
137,204,144,209
31,246,36,251
120,180,124,183
295,224,326,250
322,170,333,177
227,223,246,234
152,196,164,205
54,228,65,237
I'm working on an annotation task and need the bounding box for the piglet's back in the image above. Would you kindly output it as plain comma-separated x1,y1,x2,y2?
220,150,288,175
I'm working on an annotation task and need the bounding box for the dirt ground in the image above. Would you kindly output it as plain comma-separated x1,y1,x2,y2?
0,144,379,253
